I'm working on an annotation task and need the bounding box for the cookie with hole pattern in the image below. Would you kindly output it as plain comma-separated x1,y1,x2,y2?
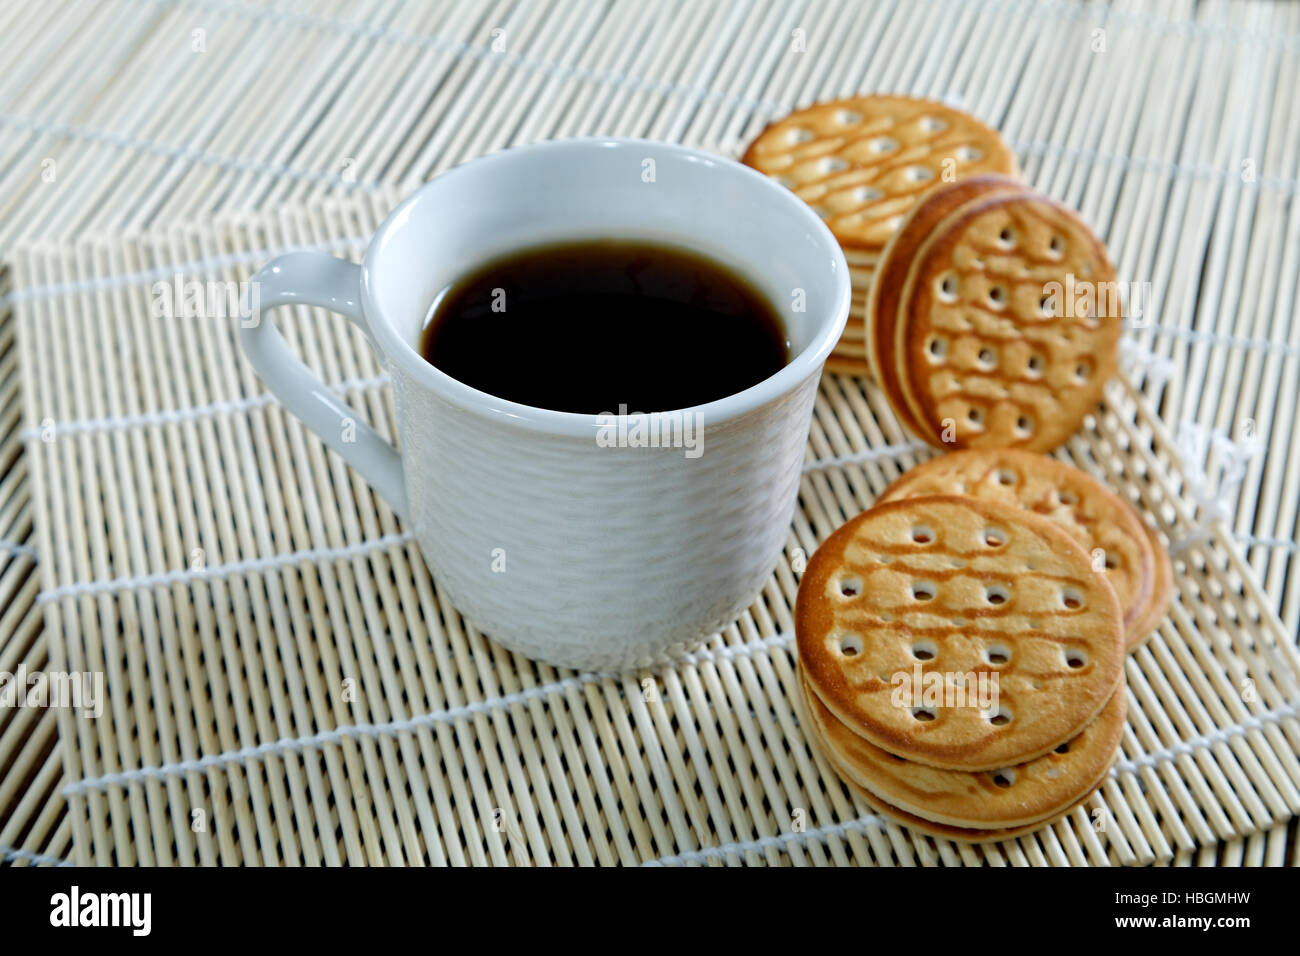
868,175,1029,437
740,95,1019,255
837,770,1098,843
799,667,1125,829
796,670,1053,842
795,495,1125,771
795,665,1113,843
808,730,1107,843
894,190,1121,451
875,449,1159,650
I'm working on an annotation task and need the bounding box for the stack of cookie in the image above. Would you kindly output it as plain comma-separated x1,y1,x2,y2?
795,451,1171,840
795,492,1134,841
742,95,1019,377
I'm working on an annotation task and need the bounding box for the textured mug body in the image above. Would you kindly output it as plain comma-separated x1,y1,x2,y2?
243,138,850,671
392,359,822,669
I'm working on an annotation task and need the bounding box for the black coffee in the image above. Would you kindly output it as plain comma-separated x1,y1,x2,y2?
419,239,789,414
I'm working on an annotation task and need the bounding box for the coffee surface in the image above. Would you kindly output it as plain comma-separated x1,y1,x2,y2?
419,239,789,414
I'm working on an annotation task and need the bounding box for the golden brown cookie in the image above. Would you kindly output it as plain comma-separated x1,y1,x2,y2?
741,95,1018,254
868,176,1028,438
795,495,1125,771
800,668,1124,828
896,191,1121,451
841,774,1096,843
876,449,1158,650
826,753,1104,844
1126,522,1173,648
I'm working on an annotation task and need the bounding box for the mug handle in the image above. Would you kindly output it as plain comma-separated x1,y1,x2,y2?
240,251,408,518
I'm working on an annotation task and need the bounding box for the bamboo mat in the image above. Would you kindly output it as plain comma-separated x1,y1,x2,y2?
7,191,1299,865
1,0,1299,865
0,303,70,867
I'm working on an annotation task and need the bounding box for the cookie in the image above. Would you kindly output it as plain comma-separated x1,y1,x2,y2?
876,449,1159,650
826,753,1104,844
868,176,1028,437
800,668,1124,829
842,776,1092,843
741,95,1019,255
795,495,1125,771
895,190,1121,451
1126,522,1173,648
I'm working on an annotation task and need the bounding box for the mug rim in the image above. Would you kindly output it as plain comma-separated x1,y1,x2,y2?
360,137,851,436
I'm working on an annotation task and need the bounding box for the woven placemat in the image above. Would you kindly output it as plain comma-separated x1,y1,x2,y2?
10,190,1298,865
3,0,1300,866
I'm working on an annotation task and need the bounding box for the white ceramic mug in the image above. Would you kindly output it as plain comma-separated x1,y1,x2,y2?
242,138,849,670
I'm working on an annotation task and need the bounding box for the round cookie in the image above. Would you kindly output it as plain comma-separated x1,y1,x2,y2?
868,175,1028,437
876,449,1158,650
840,776,1093,844
895,191,1121,452
740,95,1019,254
799,668,1125,829
795,495,1125,771
1126,522,1173,648
829,757,1103,844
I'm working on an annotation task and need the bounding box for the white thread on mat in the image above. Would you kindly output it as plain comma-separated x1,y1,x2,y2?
0,234,369,309
0,538,37,558
1237,533,1300,555
2,234,1294,338
18,373,390,442
151,0,791,116
1019,0,1300,48
1110,699,1300,776
1165,420,1263,554
1015,137,1300,194
1175,420,1226,521
28,435,923,606
0,844,74,867
7,217,1300,325
802,441,932,473
5,118,1294,251
1167,526,1214,558
58,599,1300,813
27,417,1291,602
7,109,1296,242
38,531,416,604
60,631,797,797
642,812,889,866
1127,321,1300,358
1118,338,1176,390
22,381,921,461
157,0,1300,68
0,0,1292,243
0,113,386,193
